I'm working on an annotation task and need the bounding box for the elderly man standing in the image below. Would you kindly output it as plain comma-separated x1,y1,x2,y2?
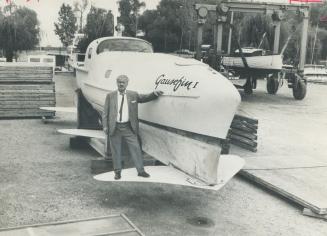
102,75,163,180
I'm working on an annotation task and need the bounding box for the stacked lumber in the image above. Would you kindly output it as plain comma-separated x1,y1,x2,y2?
0,64,55,118
228,114,258,152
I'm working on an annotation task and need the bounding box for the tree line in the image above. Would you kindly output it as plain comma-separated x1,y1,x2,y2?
0,0,327,65
55,0,327,65
137,0,327,65
0,2,39,61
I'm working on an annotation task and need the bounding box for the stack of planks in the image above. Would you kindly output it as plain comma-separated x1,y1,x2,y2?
0,64,55,118
228,114,258,152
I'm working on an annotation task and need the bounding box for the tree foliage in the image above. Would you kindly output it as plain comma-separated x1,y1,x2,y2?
118,0,146,37
138,0,217,52
138,0,327,65
73,0,89,33
309,2,327,63
54,3,78,47
0,5,40,61
238,15,275,49
139,0,182,52
276,2,327,65
77,6,114,52
138,0,187,52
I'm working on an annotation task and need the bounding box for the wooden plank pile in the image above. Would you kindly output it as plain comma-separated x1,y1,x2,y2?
0,64,55,118
0,214,145,236
228,114,258,152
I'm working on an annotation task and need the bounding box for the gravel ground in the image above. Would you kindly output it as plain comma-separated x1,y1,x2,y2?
0,74,327,236
234,79,327,160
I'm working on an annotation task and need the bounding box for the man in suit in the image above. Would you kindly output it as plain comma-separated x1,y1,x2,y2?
102,75,163,180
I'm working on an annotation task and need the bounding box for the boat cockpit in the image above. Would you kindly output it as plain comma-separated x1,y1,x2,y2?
96,38,153,54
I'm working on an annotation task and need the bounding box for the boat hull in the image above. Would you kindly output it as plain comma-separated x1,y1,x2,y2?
76,52,240,140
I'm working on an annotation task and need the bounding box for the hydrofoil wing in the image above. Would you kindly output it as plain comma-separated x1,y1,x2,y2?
57,129,105,139
40,107,77,113
94,155,245,191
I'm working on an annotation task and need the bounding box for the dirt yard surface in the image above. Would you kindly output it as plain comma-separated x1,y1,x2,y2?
1,74,327,236
234,79,327,160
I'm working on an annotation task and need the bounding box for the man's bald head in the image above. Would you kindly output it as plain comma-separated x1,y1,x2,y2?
116,75,129,93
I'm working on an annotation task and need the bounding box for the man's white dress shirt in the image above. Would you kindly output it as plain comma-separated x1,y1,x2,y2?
117,92,129,122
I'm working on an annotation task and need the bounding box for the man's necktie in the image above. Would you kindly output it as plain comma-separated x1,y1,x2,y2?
119,93,124,122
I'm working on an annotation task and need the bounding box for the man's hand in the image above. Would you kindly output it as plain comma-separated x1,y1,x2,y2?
103,127,108,134
154,90,164,96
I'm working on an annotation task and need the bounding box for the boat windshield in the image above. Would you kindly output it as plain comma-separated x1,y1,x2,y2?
97,39,153,54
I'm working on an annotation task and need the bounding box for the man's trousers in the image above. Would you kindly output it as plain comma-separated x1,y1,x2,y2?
108,122,144,173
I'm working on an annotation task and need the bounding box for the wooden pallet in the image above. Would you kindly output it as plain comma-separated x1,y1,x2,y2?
0,84,54,90
228,114,258,152
0,65,55,118
0,214,145,236
0,66,53,83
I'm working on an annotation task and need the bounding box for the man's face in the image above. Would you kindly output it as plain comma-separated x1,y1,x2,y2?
116,76,129,93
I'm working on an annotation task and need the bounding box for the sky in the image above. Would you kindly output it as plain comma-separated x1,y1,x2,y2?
0,0,160,47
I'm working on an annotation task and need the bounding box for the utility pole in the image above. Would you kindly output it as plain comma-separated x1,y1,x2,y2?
227,11,234,55
311,22,319,64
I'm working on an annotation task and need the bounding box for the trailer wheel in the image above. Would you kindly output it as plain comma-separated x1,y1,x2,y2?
266,74,279,95
293,79,307,100
244,77,253,94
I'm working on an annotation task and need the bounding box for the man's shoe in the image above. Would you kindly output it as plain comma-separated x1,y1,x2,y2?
138,171,150,178
114,171,121,180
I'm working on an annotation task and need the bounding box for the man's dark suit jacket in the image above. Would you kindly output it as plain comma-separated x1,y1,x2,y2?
102,90,158,136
